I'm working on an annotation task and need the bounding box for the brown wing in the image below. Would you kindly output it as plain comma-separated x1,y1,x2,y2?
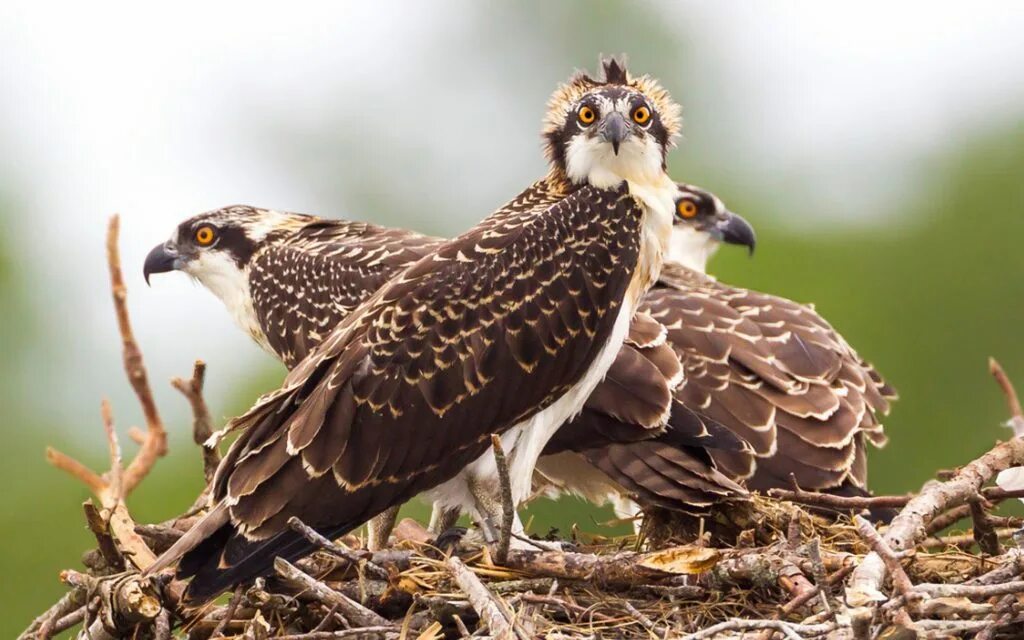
650,263,896,491
178,181,647,601
249,220,444,367
541,309,752,511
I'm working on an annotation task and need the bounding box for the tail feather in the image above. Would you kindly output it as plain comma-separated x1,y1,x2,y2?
144,502,230,576
181,520,355,603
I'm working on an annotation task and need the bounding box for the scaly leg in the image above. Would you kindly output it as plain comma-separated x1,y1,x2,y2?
467,477,563,551
366,505,400,551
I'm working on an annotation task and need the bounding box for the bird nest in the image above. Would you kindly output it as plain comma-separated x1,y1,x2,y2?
18,218,1024,640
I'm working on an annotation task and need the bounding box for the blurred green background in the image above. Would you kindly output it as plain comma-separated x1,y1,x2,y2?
3,1,1024,633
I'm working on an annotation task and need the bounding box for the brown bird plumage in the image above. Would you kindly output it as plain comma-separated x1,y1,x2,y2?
146,191,892,518
648,263,893,492
144,58,894,600
161,176,671,601
146,202,747,533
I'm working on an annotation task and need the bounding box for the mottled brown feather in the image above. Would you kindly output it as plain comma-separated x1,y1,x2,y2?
182,180,648,600
652,263,895,490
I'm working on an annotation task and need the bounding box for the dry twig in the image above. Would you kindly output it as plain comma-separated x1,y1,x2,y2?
681,618,836,640
43,216,171,571
288,517,390,580
852,515,914,599
446,555,517,640
847,422,1024,608
274,558,392,629
209,586,244,639
171,360,220,482
106,215,168,493
990,357,1023,422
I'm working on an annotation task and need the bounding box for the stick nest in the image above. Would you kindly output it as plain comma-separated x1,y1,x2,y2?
18,218,1024,640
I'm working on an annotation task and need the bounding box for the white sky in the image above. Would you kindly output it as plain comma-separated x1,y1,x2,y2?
1,1,1023,436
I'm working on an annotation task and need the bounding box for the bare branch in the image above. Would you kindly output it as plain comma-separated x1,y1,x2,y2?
970,499,1003,555
853,515,915,599
681,619,836,640
210,586,244,639
19,588,86,640
101,399,122,501
287,516,390,580
45,446,106,495
274,557,392,629
990,357,1023,421
171,359,220,482
107,215,168,494
846,435,1024,608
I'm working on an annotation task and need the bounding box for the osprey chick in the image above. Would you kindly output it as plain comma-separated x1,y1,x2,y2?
149,58,682,601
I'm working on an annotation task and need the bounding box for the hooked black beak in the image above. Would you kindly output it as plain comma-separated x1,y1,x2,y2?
711,211,757,256
599,112,630,155
143,242,180,285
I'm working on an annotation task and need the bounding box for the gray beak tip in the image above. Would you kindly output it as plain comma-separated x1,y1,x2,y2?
718,211,757,255
143,242,179,285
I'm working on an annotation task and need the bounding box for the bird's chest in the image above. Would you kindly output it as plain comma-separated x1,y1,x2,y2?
624,177,675,305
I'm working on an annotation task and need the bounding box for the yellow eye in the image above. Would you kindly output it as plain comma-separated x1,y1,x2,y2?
632,105,651,125
195,225,216,246
578,105,596,125
677,200,698,219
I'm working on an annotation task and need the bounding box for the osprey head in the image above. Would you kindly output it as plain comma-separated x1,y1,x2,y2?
144,205,307,289
543,57,682,189
667,183,756,272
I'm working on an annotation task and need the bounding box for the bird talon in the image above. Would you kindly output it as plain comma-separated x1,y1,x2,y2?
432,526,468,553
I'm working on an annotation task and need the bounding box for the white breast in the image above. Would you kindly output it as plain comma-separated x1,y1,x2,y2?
184,251,273,355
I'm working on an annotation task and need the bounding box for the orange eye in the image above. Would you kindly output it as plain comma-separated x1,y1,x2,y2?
677,200,698,219
632,105,651,125
578,105,596,125
195,225,216,246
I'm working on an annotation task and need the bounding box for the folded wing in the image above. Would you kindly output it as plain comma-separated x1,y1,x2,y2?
176,182,648,601
650,263,895,491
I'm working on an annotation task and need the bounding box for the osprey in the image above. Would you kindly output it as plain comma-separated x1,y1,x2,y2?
519,186,893,517
145,188,754,543
149,59,684,601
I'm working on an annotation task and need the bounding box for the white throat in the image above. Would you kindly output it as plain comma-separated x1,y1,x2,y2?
665,226,720,273
565,135,664,189
183,251,270,352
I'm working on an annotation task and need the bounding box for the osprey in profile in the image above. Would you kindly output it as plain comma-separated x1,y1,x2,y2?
149,59,684,600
